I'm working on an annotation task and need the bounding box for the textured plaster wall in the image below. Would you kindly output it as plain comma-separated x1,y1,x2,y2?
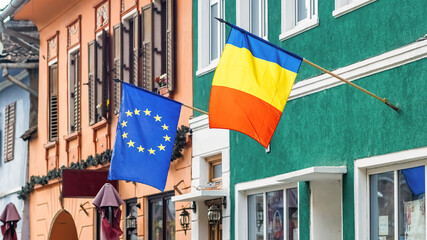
192,0,427,239
0,72,30,238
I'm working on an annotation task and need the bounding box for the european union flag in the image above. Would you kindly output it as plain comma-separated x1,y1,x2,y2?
108,82,182,191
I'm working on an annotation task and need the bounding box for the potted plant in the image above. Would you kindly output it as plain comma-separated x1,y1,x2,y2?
155,73,168,95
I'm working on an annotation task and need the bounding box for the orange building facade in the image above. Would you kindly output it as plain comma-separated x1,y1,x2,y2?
14,0,193,239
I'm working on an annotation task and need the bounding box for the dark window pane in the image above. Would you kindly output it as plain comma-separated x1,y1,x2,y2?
370,171,394,240
399,166,425,239
267,190,284,240
286,188,298,240
248,193,264,240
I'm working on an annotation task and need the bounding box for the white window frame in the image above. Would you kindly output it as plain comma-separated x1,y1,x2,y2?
67,45,80,134
235,176,298,240
197,0,225,76
355,147,427,240
236,0,268,40
333,0,376,18
280,0,318,41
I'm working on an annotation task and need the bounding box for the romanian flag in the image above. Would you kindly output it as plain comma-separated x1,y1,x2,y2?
209,23,303,148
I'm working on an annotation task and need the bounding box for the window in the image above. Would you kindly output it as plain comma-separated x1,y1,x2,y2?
369,166,425,240
207,155,222,183
197,0,225,75
148,191,175,240
3,102,16,162
88,30,109,126
236,0,268,39
125,198,138,240
68,50,80,134
49,63,58,141
247,188,298,240
280,0,318,41
355,148,427,240
333,0,376,18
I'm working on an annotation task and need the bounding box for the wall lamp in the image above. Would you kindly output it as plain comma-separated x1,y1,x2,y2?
179,201,196,235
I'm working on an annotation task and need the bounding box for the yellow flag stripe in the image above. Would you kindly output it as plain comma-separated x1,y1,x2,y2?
212,44,298,112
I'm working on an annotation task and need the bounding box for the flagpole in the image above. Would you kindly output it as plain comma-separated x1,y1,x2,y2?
302,59,399,112
215,18,399,112
113,79,209,115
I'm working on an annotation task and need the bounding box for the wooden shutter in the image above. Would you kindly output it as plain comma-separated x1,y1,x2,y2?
49,64,58,141
141,4,154,92
96,30,109,121
113,23,123,114
166,0,176,92
69,51,80,133
88,40,97,126
132,13,140,86
122,19,131,84
3,102,15,162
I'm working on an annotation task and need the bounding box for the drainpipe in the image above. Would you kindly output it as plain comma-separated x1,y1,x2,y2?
0,0,28,24
0,62,38,69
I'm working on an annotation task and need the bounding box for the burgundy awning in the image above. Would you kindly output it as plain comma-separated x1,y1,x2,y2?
62,169,118,198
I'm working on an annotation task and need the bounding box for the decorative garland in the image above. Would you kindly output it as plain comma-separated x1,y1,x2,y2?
17,126,191,200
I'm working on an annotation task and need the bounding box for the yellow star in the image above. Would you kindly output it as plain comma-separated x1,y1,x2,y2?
148,148,155,155
134,108,140,115
126,110,133,117
122,132,128,139
161,124,169,130
154,115,162,122
121,120,127,127
127,140,135,147
144,109,151,116
163,135,171,142
158,144,166,151
137,145,144,152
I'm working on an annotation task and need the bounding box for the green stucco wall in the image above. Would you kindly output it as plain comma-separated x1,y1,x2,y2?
192,0,427,239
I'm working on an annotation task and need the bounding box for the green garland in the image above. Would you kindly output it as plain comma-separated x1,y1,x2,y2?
17,126,191,200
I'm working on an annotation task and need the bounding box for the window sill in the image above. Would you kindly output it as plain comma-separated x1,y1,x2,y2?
91,118,108,131
333,0,376,18
279,19,319,41
196,61,219,77
64,131,80,142
44,140,58,150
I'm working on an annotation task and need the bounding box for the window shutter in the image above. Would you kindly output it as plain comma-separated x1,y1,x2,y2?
113,23,123,114
69,51,80,133
49,64,58,141
97,29,109,121
4,102,15,162
122,19,131,84
166,0,176,92
132,13,140,86
141,4,154,92
88,40,97,125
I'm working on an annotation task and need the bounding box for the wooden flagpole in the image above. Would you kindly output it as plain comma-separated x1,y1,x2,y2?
303,59,399,112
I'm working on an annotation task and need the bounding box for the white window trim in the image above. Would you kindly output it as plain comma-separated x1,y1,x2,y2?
354,146,427,240
235,175,298,240
280,0,318,41
197,0,224,76
121,8,137,22
67,45,80,134
333,0,376,18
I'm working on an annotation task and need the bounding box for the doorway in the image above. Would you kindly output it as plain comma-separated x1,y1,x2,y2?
48,210,78,240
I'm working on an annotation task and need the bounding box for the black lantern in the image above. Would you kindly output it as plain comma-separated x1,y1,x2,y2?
256,203,263,231
179,208,190,235
125,213,137,232
207,204,221,227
